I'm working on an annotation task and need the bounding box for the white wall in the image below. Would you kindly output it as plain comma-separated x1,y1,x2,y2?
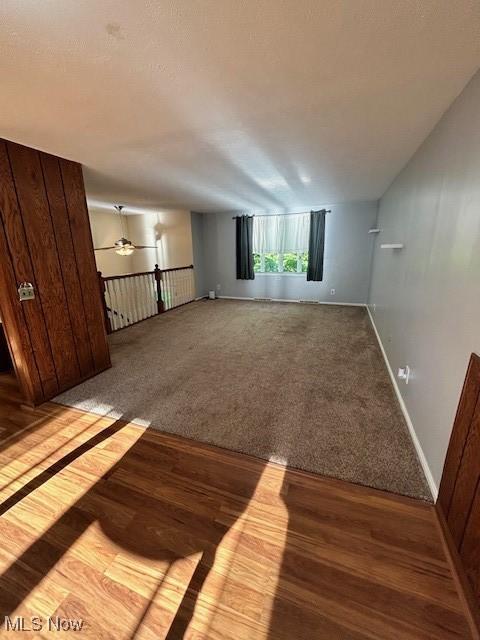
89,207,193,276
369,70,480,495
128,209,193,273
202,202,378,303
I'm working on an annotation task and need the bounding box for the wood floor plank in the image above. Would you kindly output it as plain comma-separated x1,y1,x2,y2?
0,372,475,638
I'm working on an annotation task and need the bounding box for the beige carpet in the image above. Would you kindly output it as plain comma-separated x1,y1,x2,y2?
55,299,431,500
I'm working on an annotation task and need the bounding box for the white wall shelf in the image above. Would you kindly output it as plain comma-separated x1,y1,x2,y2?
380,243,404,249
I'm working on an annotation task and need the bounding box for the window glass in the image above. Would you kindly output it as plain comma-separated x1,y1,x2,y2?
282,252,298,273
264,253,279,272
300,251,309,273
253,251,308,274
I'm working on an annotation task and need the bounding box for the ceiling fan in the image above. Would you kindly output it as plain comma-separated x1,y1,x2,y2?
94,205,157,255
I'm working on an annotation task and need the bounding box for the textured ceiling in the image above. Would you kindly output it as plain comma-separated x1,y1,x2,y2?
1,1,479,212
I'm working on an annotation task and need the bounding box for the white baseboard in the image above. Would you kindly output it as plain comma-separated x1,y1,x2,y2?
217,295,365,307
216,295,253,301
366,305,438,500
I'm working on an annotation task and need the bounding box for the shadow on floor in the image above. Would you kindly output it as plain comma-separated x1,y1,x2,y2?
0,413,273,638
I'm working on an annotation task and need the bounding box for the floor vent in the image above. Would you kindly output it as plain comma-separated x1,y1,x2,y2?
298,300,319,304
253,297,272,302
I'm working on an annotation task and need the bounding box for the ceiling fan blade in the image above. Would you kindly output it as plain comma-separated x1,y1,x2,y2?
94,245,156,251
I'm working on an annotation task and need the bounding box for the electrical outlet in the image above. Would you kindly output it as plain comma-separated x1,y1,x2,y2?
330,288,336,295
398,366,411,384
216,284,221,290
372,303,376,312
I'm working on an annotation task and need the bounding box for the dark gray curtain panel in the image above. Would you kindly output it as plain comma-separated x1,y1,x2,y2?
236,215,255,280
307,209,326,281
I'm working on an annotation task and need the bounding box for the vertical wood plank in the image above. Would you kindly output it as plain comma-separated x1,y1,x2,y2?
0,215,43,404
439,353,480,608
0,141,58,398
59,160,111,372
40,152,95,376
7,141,80,388
448,397,480,546
439,355,480,515
460,468,480,600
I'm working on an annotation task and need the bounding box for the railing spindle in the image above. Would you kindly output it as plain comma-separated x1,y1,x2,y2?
97,271,112,334
164,271,170,310
98,264,195,332
132,277,139,324
126,277,135,325
105,280,114,331
120,278,129,327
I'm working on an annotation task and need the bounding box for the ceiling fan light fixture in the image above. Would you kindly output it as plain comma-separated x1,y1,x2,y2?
113,205,135,256
114,237,134,248
115,245,135,256
114,237,135,255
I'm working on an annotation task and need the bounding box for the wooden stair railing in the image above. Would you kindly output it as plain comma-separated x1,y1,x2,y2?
98,264,195,333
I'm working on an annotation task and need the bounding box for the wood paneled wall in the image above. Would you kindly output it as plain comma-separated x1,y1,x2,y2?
0,139,110,405
439,353,480,603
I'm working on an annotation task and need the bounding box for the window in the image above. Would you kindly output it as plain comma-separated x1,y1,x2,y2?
253,213,309,274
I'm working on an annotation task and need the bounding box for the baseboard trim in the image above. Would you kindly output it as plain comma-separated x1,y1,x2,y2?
366,305,438,500
217,295,365,307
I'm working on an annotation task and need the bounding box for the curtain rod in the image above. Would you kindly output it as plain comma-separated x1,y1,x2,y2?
232,210,331,219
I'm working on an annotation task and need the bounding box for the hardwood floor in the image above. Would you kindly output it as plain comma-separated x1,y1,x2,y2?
0,372,476,639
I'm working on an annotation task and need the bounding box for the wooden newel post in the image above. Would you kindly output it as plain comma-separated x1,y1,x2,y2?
97,271,112,334
154,264,165,314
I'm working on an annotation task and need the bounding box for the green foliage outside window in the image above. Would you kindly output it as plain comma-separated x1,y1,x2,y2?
299,251,308,272
253,251,309,273
264,253,279,272
282,253,298,272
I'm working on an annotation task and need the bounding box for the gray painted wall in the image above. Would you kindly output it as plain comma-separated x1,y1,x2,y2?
202,201,378,304
369,70,480,493
191,211,208,298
